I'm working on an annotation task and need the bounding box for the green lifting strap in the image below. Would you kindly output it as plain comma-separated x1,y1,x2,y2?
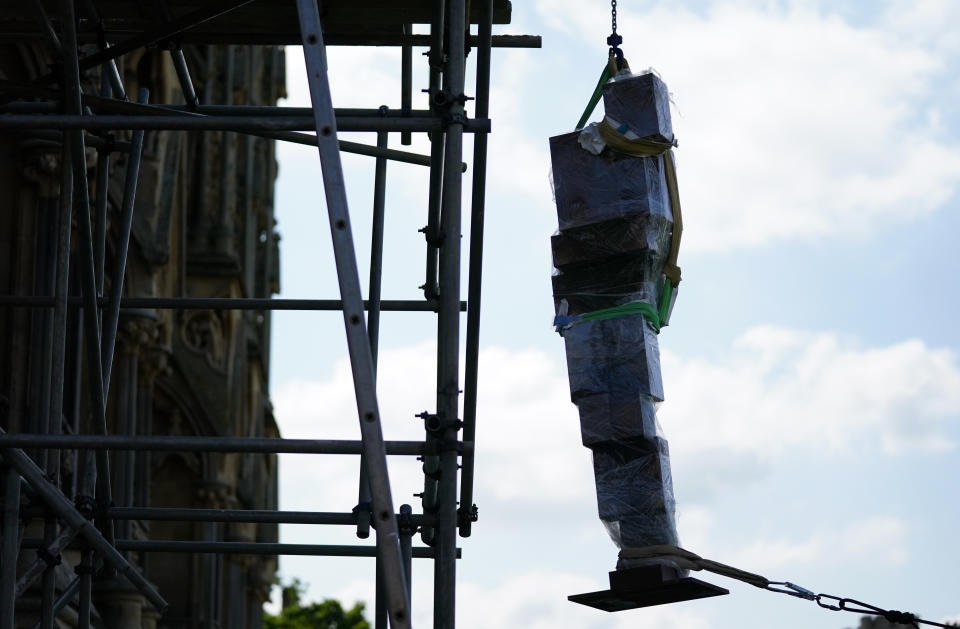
658,278,674,328
557,280,673,334
575,63,612,130
574,301,661,333
561,55,679,335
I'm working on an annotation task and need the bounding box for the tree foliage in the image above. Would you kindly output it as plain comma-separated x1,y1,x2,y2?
264,578,370,629
847,616,959,629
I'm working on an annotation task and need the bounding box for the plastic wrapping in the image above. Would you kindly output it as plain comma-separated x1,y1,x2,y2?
550,68,683,557
552,279,661,317
574,392,662,448
549,132,671,232
577,122,607,156
602,71,674,144
552,262,661,316
563,314,663,402
593,438,679,549
551,213,674,270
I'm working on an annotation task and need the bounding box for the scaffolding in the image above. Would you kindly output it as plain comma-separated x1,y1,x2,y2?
0,1,539,627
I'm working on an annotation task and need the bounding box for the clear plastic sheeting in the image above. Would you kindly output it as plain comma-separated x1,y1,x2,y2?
593,439,679,550
574,392,662,448
577,122,607,156
563,314,664,402
550,69,682,558
552,271,659,317
549,210,673,317
602,71,674,145
551,213,673,270
549,132,672,232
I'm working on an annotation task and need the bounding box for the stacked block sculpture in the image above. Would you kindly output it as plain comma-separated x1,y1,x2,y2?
551,72,679,558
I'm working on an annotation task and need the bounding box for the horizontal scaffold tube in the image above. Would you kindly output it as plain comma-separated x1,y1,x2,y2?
0,101,469,168
0,102,434,119
0,434,471,455
0,295,466,311
20,538,461,558
0,114,491,133
99,507,435,527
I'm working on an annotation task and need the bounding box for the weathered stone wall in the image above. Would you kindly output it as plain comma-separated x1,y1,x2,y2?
0,42,284,629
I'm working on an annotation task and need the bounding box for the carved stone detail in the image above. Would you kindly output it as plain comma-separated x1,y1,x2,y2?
196,481,235,510
19,150,61,190
0,41,282,629
117,314,159,357
180,310,228,372
140,343,173,385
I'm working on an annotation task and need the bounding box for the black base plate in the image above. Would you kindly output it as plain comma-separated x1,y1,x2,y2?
568,565,729,612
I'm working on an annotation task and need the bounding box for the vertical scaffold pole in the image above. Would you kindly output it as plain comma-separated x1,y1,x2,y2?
435,0,466,626
60,0,115,547
358,128,389,544
458,0,494,539
293,3,411,628
0,465,20,629
401,25,413,146
422,0,445,302
77,551,92,629
101,88,148,393
368,129,389,629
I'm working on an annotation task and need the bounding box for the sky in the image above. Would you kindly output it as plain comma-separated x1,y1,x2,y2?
266,2,960,628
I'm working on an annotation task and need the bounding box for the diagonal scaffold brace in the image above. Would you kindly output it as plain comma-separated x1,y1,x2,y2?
293,2,412,628
0,429,167,613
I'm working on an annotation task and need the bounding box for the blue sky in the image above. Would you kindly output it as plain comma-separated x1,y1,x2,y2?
267,2,960,627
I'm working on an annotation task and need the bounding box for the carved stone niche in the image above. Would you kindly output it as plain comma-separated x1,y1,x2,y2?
196,479,236,511
117,310,160,358
180,309,228,373
173,305,242,438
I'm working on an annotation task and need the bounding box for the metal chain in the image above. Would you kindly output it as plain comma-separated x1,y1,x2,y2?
620,547,954,629
763,582,953,628
606,0,623,58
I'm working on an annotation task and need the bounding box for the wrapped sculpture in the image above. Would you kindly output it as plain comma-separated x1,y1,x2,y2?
552,70,728,611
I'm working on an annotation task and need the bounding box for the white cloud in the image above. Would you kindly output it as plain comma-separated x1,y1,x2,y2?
330,579,376,613
725,515,909,572
676,504,716,550
269,334,945,624
533,1,960,251
274,341,594,510
880,0,960,55
274,328,960,515
485,49,557,205
662,326,960,459
278,45,407,165
457,571,709,629
281,45,403,111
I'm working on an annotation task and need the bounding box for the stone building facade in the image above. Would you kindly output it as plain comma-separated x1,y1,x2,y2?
0,42,284,628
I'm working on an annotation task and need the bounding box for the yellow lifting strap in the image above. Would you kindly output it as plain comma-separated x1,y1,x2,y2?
598,119,683,285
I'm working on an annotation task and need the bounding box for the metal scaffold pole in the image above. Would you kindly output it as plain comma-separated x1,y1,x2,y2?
434,1,467,626
459,0,495,541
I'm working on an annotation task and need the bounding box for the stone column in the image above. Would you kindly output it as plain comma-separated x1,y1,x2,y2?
247,565,273,629
135,343,171,521
7,149,61,437
196,481,232,628
93,575,144,629
113,312,158,541
141,603,161,629
90,314,156,628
